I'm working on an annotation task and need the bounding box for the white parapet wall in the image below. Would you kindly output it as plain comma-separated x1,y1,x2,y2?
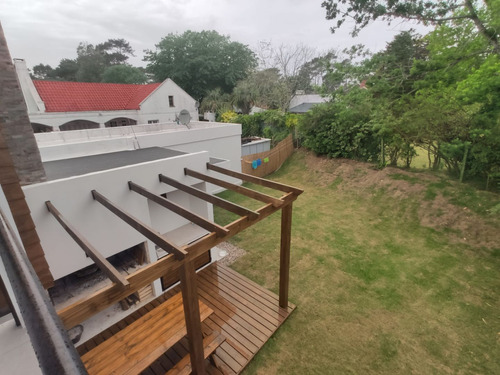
35,122,242,173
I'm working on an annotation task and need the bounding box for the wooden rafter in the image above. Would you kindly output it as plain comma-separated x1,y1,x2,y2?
91,190,187,260
45,201,129,288
159,174,259,220
207,162,304,195
57,191,300,329
184,168,283,207
128,181,228,237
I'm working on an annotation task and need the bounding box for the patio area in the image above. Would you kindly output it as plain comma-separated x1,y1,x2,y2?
77,262,295,374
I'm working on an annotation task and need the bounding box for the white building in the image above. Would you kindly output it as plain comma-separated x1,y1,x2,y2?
14,59,199,132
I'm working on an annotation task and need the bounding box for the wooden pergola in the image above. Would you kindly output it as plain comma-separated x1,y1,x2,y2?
48,163,302,375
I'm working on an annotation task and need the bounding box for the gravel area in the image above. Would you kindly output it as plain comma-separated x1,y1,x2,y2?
215,242,247,266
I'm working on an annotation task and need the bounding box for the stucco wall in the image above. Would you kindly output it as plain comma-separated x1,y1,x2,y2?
35,122,243,176
29,110,140,129
22,151,213,280
138,79,198,124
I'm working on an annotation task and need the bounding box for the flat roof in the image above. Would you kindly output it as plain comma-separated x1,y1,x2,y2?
43,147,186,181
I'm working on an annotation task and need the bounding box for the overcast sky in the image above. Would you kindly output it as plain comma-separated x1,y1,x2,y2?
0,0,428,69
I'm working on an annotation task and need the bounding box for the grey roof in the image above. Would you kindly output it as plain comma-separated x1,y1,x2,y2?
288,103,318,113
43,147,186,181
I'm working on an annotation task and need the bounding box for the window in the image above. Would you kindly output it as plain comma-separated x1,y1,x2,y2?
168,96,174,107
148,120,159,124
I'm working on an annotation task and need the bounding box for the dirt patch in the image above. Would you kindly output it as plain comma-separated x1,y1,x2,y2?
419,194,499,249
302,151,500,250
304,151,431,194
216,241,247,266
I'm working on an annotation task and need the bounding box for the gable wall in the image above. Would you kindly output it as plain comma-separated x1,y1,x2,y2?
138,79,198,123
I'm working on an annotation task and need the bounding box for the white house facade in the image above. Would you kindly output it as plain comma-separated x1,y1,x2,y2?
14,59,199,132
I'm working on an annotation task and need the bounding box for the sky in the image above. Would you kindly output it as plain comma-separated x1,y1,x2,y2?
0,0,429,69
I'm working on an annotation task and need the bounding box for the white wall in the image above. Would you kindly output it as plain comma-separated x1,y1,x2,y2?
241,138,271,156
138,79,198,124
35,122,243,176
22,151,213,280
29,110,139,129
14,59,198,130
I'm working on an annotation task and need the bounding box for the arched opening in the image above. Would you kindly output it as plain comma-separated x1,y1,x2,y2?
31,123,53,133
59,120,100,131
104,117,137,128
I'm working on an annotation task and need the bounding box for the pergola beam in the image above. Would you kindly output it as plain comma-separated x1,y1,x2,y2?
184,168,283,207
45,201,129,288
57,191,299,329
128,181,228,237
91,190,187,260
159,174,259,220
207,163,304,195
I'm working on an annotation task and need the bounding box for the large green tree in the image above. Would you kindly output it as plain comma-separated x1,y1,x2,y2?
321,0,499,53
144,30,257,100
101,65,147,84
32,39,138,83
301,5,500,182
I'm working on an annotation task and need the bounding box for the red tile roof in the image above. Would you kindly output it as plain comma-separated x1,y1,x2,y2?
32,81,162,112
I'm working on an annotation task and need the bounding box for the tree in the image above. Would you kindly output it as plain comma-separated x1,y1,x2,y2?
31,64,54,80
101,65,147,84
98,39,135,65
321,0,499,53
144,30,257,100
33,39,138,82
230,69,291,112
75,42,107,82
231,79,257,114
51,58,79,81
200,88,232,114
257,42,319,97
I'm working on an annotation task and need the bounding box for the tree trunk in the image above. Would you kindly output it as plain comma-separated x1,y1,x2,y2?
464,0,500,53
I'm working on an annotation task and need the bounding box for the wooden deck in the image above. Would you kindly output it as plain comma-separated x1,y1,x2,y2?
77,262,296,374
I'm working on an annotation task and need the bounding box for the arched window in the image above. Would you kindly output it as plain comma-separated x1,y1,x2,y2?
31,123,53,133
104,117,137,127
59,120,100,131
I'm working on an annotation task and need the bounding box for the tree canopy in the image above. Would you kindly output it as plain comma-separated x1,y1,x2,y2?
298,6,500,183
321,0,499,52
144,30,257,100
32,39,141,83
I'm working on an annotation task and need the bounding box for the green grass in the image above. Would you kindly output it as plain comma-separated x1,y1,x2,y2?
214,150,500,375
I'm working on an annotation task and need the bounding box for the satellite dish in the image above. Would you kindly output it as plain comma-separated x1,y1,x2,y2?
177,109,192,128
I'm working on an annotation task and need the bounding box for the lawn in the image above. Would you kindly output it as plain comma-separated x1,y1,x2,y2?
214,150,500,375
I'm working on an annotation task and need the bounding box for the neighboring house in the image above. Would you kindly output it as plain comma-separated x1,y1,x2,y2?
288,94,327,113
14,59,198,132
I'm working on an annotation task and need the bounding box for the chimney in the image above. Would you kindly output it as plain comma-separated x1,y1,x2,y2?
13,58,46,113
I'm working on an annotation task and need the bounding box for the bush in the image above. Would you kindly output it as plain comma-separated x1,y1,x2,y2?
229,110,295,146
299,96,379,161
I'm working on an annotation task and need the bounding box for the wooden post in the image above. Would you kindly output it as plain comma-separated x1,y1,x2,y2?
179,260,206,375
279,203,293,308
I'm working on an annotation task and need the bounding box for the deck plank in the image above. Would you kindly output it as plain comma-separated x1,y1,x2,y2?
78,262,295,374
82,294,212,375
